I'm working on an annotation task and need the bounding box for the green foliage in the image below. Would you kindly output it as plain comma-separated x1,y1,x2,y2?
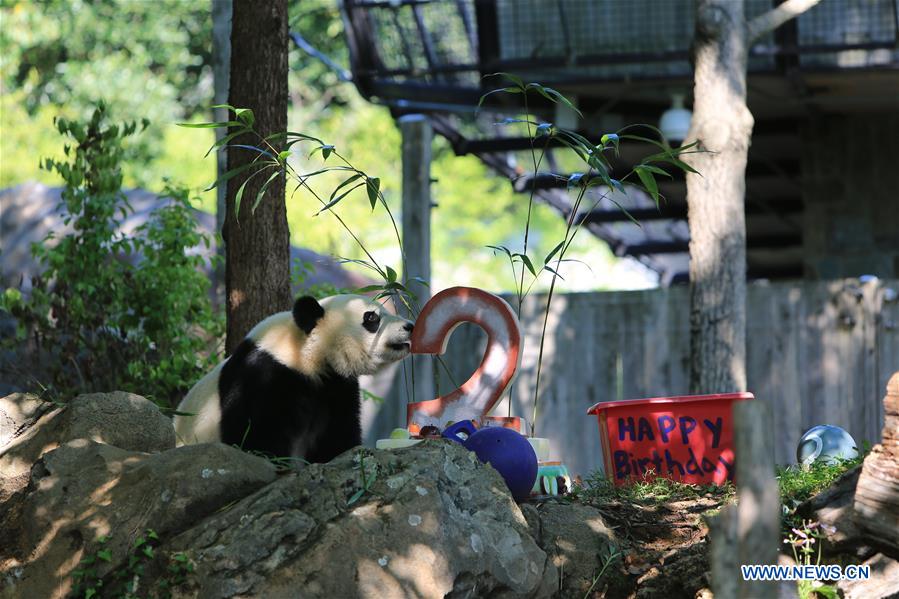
0,104,222,407
2,0,617,295
571,470,736,506
784,520,840,599
575,451,863,513
69,529,195,599
778,452,866,522
291,259,350,299
347,448,378,506
478,75,700,431
582,545,623,599
184,106,422,314
0,0,214,189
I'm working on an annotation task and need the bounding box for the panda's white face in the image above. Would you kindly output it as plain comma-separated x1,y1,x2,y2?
248,294,413,379
312,295,413,376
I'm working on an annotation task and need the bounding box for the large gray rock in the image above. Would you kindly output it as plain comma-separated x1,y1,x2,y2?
0,440,277,599
0,391,175,502
0,392,53,450
522,502,618,597
160,441,557,599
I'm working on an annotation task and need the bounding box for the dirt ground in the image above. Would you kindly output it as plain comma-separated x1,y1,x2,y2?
582,493,730,598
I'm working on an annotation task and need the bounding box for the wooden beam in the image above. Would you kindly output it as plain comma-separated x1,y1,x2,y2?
582,198,802,224
621,233,801,256
732,400,781,597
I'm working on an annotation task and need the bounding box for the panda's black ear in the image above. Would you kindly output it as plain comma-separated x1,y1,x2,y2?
293,296,324,334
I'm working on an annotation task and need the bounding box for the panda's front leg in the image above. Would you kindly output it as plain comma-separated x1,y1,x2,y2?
303,377,363,464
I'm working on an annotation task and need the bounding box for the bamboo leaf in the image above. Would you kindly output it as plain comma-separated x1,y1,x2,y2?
636,164,672,178
231,144,276,159
543,265,565,280
528,84,583,117
177,120,241,129
544,241,564,265
515,253,537,276
315,182,364,215
284,131,325,144
353,285,385,294
234,168,269,222
484,71,525,89
252,170,283,214
567,173,584,189
668,157,700,175
606,197,643,228
235,108,254,128
634,165,660,205
203,130,246,158
330,173,363,201
477,87,522,110
535,122,553,137
385,265,397,283
486,244,513,258
309,144,335,160
204,161,260,192
366,177,380,209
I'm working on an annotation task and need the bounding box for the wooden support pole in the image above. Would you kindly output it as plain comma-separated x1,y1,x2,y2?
735,399,781,597
711,399,781,598
400,114,434,403
708,503,739,599
211,0,232,307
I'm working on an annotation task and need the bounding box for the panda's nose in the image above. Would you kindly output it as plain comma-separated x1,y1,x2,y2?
403,322,414,332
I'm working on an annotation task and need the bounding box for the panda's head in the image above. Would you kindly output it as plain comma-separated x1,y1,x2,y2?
260,294,413,379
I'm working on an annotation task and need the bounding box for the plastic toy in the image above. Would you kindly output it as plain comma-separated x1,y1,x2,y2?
797,425,859,466
532,462,572,496
463,427,537,501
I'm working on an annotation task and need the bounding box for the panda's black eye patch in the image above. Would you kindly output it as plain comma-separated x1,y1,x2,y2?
362,310,381,333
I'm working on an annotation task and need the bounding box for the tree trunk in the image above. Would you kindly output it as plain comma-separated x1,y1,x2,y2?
224,0,291,354
686,0,753,394
685,0,820,394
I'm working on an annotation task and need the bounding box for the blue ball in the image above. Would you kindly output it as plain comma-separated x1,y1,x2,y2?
797,425,859,466
464,427,538,501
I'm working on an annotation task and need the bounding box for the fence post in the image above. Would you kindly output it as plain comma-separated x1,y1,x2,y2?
736,399,781,597
399,114,434,404
711,399,781,598
709,503,739,599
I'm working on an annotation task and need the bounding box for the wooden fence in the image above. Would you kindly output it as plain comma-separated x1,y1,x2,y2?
364,278,899,478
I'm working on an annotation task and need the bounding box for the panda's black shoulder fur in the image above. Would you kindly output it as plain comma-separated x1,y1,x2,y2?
217,300,360,464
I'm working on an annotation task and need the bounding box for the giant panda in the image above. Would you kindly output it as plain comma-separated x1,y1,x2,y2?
173,294,413,463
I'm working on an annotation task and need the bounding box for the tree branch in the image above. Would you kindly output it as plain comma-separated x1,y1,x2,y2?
747,0,821,42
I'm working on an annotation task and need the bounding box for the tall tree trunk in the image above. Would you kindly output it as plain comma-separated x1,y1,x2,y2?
686,0,753,394
685,0,820,394
224,0,291,354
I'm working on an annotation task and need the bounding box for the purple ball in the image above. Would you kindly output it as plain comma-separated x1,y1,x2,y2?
464,427,538,501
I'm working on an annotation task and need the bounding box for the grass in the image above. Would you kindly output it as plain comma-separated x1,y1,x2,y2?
571,469,736,506
777,453,865,512
572,449,865,512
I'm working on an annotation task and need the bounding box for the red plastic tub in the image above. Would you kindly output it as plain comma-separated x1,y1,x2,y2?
587,392,754,486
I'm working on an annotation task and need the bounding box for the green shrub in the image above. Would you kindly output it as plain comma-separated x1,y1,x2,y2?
0,103,222,408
